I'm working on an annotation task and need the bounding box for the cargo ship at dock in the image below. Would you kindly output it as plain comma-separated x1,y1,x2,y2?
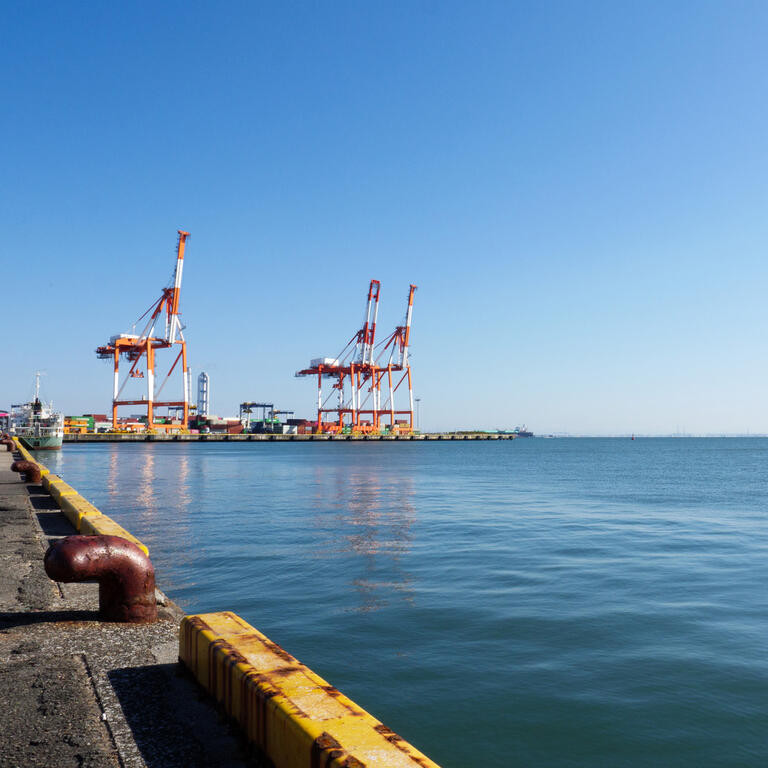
9,374,64,450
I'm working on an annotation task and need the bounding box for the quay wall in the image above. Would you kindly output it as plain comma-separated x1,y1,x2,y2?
65,431,515,443
13,437,443,768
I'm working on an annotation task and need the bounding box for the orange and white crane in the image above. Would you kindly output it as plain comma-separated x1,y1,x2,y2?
378,283,417,429
296,279,417,434
96,231,192,432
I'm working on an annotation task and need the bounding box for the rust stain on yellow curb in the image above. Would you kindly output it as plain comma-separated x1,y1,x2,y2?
179,611,441,768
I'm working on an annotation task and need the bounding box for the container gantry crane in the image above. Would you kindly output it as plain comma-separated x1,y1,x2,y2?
96,231,192,432
296,279,417,434
377,283,417,430
239,402,273,431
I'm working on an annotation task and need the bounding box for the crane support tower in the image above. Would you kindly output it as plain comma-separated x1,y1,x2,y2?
296,280,417,434
96,231,192,432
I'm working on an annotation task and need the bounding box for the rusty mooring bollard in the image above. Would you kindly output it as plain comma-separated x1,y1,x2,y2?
10,460,42,483
44,535,158,623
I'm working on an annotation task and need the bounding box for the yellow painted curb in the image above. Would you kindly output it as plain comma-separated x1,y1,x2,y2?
13,439,30,460
41,473,62,491
59,496,102,530
80,514,149,557
179,611,441,768
47,478,80,505
11,439,51,476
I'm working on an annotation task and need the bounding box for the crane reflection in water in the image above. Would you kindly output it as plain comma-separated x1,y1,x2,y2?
104,444,196,598
312,458,416,613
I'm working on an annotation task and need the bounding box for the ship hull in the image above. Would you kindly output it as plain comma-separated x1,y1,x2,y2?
19,435,63,450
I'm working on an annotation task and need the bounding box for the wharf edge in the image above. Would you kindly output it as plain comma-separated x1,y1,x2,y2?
63,431,516,443
2,438,443,768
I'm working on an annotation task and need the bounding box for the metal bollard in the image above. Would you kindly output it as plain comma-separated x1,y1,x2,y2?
44,535,158,623
10,460,42,483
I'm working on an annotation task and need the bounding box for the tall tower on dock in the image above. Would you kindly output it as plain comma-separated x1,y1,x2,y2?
198,372,210,417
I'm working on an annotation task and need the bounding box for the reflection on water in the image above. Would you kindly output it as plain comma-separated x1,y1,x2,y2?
33,447,62,474
138,447,156,521
107,444,120,501
314,462,415,613
91,444,198,599
177,452,191,513
104,444,191,520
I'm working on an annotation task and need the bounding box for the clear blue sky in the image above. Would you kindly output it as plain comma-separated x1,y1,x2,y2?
3,2,768,434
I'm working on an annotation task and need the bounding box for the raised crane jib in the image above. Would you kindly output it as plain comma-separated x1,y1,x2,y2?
166,230,190,344
356,279,381,365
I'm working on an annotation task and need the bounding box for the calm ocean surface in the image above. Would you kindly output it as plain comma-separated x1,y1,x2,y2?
38,438,768,767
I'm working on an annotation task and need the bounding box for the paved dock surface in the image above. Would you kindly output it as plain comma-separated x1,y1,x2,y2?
0,449,259,768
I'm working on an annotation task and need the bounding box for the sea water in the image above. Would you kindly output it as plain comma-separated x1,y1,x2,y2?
39,438,768,767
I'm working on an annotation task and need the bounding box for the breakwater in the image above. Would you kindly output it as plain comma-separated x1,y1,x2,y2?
8,438,443,768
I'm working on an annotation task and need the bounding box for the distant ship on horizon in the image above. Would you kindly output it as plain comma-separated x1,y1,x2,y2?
496,425,534,437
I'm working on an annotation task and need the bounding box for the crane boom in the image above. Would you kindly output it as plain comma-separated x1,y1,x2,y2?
168,230,189,344
358,280,380,364
401,284,417,366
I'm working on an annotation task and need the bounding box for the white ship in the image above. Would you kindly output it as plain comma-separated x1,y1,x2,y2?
10,373,64,450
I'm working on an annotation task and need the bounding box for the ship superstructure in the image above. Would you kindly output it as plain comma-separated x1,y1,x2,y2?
10,372,64,450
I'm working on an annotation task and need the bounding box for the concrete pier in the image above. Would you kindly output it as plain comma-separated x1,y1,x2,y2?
64,431,515,443
0,449,256,767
